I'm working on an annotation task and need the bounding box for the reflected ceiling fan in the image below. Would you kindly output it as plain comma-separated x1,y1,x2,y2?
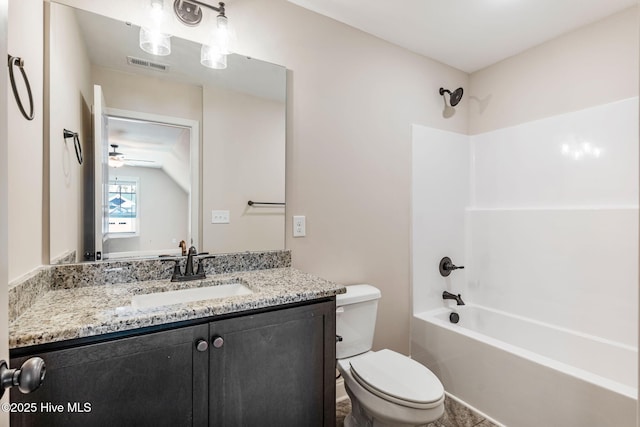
108,144,156,168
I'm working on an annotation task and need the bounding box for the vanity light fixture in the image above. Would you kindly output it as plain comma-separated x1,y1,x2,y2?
173,0,235,70
140,0,235,68
140,0,172,56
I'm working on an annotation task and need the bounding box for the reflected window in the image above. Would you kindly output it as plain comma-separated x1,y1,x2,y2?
108,179,138,235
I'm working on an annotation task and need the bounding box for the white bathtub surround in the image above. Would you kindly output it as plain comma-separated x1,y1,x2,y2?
411,97,638,426
412,306,636,427
468,206,637,345
467,97,639,347
411,126,469,316
471,98,638,208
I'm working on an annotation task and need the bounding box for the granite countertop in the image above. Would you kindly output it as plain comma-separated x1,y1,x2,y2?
10,267,345,349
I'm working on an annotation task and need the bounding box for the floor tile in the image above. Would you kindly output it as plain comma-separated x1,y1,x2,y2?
336,398,350,427
438,396,486,427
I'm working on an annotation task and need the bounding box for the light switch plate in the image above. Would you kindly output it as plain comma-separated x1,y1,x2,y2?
293,215,306,237
212,210,230,224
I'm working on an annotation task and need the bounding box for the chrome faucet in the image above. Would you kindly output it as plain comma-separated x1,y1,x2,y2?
442,291,465,305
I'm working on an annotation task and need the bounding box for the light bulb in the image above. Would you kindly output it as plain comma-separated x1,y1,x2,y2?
149,0,165,25
150,0,163,14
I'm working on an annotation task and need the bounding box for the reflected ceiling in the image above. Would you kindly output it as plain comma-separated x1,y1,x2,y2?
75,8,286,102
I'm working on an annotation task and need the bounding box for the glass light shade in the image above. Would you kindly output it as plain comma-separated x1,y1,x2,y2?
108,157,125,168
201,44,227,69
139,27,171,56
216,15,232,55
202,14,236,56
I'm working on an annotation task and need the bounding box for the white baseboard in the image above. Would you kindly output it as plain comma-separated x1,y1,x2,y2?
445,392,505,427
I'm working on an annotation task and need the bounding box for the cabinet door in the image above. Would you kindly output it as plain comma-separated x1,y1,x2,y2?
209,300,336,427
10,324,209,427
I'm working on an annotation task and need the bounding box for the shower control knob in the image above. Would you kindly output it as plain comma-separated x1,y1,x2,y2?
212,336,224,349
195,339,209,352
439,257,464,277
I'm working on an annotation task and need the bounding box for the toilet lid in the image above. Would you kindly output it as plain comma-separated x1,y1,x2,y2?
349,349,444,408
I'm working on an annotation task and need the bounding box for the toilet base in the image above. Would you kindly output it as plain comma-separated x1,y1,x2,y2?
343,381,439,427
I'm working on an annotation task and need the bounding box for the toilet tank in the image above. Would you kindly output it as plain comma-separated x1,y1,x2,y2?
336,284,381,359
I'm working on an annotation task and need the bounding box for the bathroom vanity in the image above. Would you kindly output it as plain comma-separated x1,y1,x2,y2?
8,257,343,426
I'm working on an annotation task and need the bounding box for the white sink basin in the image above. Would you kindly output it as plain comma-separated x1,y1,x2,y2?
131,282,253,308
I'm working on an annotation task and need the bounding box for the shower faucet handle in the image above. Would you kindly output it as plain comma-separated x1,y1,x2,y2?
439,257,464,277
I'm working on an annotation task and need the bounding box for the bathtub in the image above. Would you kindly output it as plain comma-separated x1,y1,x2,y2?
411,305,637,427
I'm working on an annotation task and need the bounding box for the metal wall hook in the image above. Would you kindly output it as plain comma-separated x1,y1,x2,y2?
7,55,34,121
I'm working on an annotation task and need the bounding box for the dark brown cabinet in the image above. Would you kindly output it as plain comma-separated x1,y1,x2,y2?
10,299,336,427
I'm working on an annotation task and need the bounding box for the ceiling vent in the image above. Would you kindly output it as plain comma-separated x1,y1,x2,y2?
126,56,169,72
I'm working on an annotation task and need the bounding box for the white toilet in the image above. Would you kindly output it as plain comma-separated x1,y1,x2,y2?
336,284,445,427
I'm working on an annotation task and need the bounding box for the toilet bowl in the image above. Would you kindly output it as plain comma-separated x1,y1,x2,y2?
336,285,445,427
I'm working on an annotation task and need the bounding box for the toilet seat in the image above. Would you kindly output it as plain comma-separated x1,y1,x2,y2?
349,349,444,410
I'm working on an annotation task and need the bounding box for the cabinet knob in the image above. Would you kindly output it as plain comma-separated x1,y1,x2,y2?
195,339,209,352
0,357,46,399
212,336,224,348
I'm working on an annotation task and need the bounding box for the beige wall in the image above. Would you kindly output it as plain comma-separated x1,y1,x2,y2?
202,85,285,254
48,3,92,263
7,0,43,282
91,66,203,123
230,0,469,354
469,6,639,134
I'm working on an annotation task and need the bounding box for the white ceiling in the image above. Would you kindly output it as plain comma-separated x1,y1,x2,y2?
108,117,192,192
287,0,638,73
108,117,188,168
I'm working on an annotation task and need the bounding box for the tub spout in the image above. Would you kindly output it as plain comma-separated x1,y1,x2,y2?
443,291,465,305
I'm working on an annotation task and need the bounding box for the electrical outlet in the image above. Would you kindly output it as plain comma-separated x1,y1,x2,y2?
293,215,306,237
212,210,230,224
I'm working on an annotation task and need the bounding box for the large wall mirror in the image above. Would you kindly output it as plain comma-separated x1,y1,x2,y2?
48,2,286,264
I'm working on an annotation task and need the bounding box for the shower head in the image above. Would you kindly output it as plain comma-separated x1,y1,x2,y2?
439,87,464,107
